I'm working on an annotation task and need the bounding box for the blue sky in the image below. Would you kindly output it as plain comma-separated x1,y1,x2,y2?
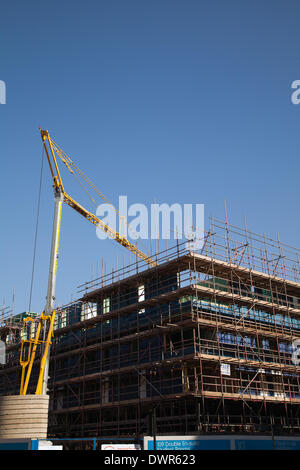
0,0,299,314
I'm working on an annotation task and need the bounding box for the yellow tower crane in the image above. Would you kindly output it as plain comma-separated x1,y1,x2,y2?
19,129,156,396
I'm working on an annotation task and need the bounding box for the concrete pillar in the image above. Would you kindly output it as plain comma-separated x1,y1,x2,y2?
0,395,49,439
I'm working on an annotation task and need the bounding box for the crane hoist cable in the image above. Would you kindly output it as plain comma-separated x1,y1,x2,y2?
28,146,44,313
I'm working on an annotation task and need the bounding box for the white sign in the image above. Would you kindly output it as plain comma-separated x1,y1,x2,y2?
39,446,63,450
221,363,231,376
0,340,5,364
38,440,63,450
292,339,300,365
101,444,140,450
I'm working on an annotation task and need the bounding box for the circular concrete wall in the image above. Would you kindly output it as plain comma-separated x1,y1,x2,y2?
0,395,49,439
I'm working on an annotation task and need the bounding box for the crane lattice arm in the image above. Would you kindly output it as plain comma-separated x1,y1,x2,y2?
40,129,156,267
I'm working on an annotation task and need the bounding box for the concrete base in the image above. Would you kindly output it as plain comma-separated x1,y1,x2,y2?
0,395,49,439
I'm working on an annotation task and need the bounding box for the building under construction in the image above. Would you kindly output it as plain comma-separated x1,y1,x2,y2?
1,217,300,439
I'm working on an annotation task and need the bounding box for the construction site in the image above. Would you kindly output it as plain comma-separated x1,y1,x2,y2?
1,211,300,446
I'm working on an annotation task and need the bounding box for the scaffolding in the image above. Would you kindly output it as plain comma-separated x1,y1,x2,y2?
0,305,22,345
0,217,300,437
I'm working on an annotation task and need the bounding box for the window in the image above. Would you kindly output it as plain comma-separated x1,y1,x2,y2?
103,297,110,314
138,284,145,302
138,284,145,314
61,311,67,328
81,303,97,320
262,339,269,350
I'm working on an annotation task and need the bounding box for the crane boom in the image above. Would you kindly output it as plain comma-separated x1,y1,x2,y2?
40,129,156,267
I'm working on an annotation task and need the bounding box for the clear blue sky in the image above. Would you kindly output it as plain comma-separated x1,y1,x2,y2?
0,0,299,315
